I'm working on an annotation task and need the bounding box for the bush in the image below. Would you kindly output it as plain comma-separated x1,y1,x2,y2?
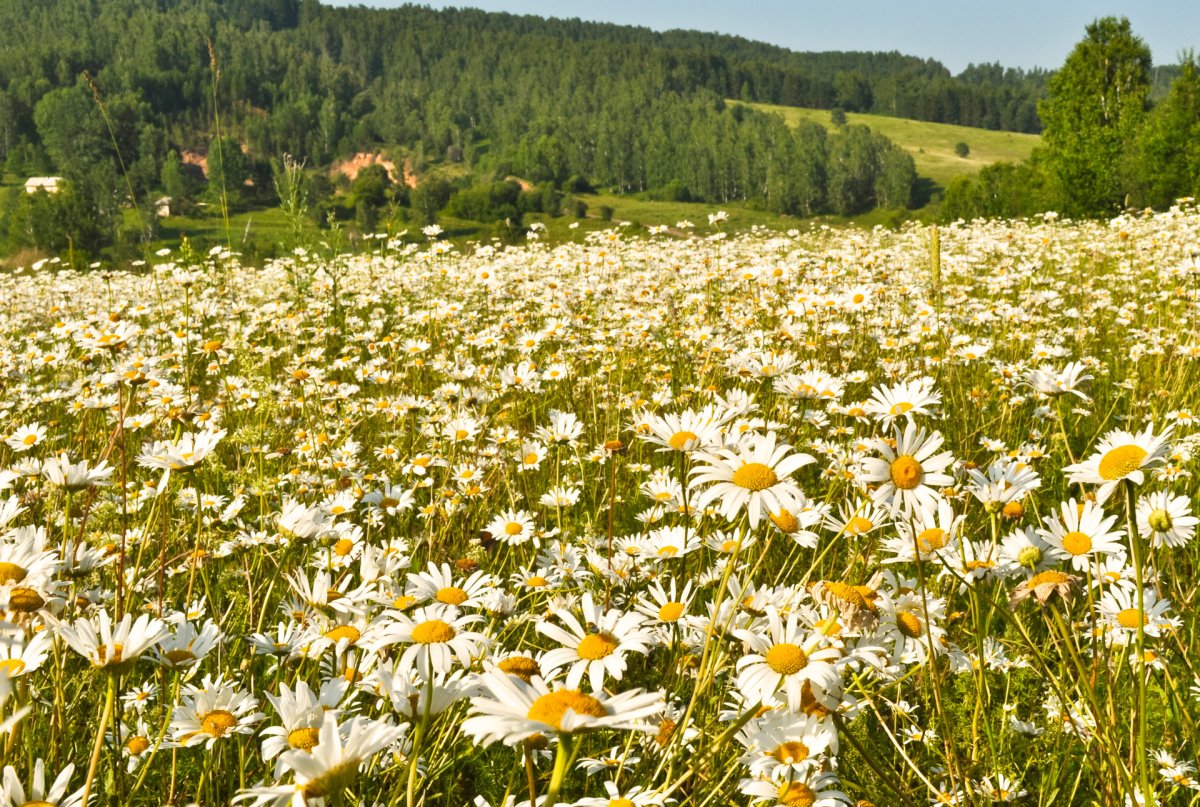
572,199,588,218
831,107,847,126
955,141,970,158
598,205,614,221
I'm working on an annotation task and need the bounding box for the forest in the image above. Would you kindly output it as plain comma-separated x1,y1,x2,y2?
0,0,1053,258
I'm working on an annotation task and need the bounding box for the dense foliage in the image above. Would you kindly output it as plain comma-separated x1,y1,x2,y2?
0,0,1059,257
943,19,1200,220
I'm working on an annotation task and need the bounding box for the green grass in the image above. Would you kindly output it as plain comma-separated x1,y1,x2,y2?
739,101,1040,189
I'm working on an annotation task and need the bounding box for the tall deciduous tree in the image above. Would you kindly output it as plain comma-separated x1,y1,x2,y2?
1038,17,1151,215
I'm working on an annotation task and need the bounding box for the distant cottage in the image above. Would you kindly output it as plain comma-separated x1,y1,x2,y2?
24,177,61,194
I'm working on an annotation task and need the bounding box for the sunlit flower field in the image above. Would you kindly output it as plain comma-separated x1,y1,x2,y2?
1,208,1199,806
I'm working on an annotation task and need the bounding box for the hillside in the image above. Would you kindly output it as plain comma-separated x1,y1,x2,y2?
743,101,1040,189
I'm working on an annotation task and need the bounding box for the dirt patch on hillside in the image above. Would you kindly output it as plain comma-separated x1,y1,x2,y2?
332,153,412,186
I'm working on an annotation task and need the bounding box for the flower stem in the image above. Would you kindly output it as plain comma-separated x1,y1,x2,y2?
544,734,574,807
80,673,117,807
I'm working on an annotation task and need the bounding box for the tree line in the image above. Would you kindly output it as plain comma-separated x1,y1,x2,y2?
0,0,936,257
942,18,1200,220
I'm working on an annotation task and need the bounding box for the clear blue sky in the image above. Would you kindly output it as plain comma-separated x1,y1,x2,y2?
325,1,1200,73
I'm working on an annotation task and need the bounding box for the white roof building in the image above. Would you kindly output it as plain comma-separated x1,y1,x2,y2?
24,177,61,194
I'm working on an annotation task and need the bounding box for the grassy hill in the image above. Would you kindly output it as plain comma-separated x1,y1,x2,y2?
740,102,1040,189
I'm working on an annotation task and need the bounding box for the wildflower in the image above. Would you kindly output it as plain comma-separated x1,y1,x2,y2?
461,670,662,746
1065,424,1173,504
690,432,816,529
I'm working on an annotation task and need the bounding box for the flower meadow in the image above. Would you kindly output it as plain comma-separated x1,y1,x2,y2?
1,209,1200,807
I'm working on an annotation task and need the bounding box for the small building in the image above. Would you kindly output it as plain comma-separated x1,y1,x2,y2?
155,196,172,217
24,176,61,194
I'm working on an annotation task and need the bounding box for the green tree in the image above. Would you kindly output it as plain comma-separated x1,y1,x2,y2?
1125,56,1200,208
1037,17,1152,215
161,150,199,215
206,136,250,208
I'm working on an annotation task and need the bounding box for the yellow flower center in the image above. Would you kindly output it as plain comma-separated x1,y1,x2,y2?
526,576,548,588
498,655,541,682
779,782,817,807
97,643,125,666
201,709,237,738
1097,444,1148,481
22,434,37,446
526,690,607,729
523,453,540,465
324,625,361,645
1061,531,1092,556
916,528,947,553
770,509,799,533
288,726,322,750
765,642,809,675
732,462,778,491
125,735,150,756
411,619,456,644
435,586,469,605
333,538,355,557
0,659,25,677
889,402,914,415
504,522,524,536
577,633,619,660
845,516,874,535
896,611,923,638
1001,501,1025,519
1147,508,1173,532
1116,608,1146,629
658,602,685,622
668,430,699,450
163,649,197,666
890,455,923,490
0,563,27,585
1029,570,1071,586
1016,546,1043,568
772,740,811,763
609,800,635,807
820,580,877,611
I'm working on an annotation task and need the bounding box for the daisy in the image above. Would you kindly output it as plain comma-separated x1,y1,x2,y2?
885,499,963,564
633,577,696,630
538,593,655,692
690,432,815,529
733,607,843,713
964,459,1040,515
1039,499,1126,571
484,509,536,546
1065,424,1173,504
635,405,728,453
4,424,47,453
48,610,168,671
1023,361,1093,400
738,769,851,807
1097,585,1174,644
864,377,941,424
40,455,113,491
573,781,666,806
154,619,222,673
171,675,264,748
737,710,838,779
372,604,490,677
858,423,955,515
260,680,347,765
0,760,84,807
406,562,495,608
273,713,406,801
1136,490,1197,548
461,669,663,746
874,590,948,665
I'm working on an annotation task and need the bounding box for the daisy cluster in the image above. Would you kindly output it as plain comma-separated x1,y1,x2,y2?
0,207,1197,806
